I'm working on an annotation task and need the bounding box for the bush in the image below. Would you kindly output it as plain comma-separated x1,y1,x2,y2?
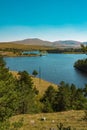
83,110,87,120
57,123,75,130
0,118,24,130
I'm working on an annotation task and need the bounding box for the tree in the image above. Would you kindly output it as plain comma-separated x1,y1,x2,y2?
70,84,77,109
83,110,87,120
0,57,6,67
81,44,87,53
0,57,20,122
53,82,87,111
0,57,41,123
74,44,87,72
17,71,40,114
83,84,87,97
32,70,38,77
74,59,87,72
17,71,33,114
0,82,16,121
40,85,57,112
54,82,71,111
75,88,87,109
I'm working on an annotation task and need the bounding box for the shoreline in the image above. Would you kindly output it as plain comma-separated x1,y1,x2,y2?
10,71,58,95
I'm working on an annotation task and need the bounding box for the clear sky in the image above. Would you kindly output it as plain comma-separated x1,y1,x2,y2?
0,0,87,42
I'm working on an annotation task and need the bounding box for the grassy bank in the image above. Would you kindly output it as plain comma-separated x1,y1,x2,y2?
10,110,87,130
10,71,58,96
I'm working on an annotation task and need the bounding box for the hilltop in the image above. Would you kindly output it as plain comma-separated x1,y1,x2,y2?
0,38,85,49
0,39,85,56
11,39,82,48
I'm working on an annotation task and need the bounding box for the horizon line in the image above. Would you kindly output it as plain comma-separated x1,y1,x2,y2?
0,38,86,43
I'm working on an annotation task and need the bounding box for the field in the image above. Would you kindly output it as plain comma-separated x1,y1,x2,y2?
10,110,87,130
0,43,53,50
0,43,55,57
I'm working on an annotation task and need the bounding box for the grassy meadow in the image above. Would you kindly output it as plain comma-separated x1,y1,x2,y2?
0,43,53,50
10,110,87,130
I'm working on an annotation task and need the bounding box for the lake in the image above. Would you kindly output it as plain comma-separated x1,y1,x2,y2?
4,54,87,88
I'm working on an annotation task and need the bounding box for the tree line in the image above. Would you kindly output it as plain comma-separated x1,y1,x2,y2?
0,57,40,122
40,82,87,112
74,44,87,72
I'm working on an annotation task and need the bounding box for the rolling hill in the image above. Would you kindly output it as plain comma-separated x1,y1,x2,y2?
0,38,86,49
13,38,81,48
14,38,82,47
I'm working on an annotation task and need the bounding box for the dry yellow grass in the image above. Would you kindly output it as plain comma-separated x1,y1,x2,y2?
32,77,58,95
10,71,58,95
10,110,87,130
0,43,53,50
10,71,19,79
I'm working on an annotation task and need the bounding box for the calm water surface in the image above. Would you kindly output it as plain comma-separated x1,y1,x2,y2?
4,54,87,87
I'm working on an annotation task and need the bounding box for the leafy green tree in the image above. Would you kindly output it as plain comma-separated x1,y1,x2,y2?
83,84,87,97
40,85,57,112
42,99,53,112
0,57,6,67
17,71,40,114
54,82,71,111
0,57,11,81
0,57,41,123
81,44,87,53
0,57,19,122
70,84,77,109
32,70,38,77
74,58,87,72
74,44,87,72
75,88,87,109
53,82,87,111
17,71,33,114
0,83,18,121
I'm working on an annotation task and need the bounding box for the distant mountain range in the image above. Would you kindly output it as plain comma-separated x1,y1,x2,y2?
1,38,87,48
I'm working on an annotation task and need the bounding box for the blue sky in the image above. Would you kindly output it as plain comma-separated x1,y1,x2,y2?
0,0,87,42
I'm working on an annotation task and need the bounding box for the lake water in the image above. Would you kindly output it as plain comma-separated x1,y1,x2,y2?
4,54,87,88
